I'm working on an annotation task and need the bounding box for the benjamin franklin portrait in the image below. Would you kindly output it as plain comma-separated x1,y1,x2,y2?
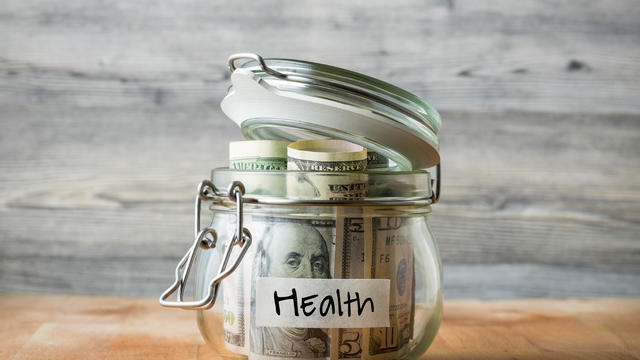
251,222,331,358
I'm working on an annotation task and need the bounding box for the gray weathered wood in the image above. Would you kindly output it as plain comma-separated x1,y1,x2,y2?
0,106,638,298
1,0,640,113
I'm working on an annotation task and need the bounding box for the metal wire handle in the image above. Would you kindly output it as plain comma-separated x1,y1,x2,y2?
159,180,252,310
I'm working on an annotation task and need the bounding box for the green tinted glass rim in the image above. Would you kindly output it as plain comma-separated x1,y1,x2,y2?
210,167,434,201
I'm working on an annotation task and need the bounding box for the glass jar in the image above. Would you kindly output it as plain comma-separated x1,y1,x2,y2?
159,53,444,359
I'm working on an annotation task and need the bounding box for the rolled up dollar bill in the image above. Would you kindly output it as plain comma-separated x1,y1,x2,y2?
287,139,368,200
288,139,367,172
229,140,290,196
229,140,289,171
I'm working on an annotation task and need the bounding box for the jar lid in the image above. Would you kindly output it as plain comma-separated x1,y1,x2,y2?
220,53,441,170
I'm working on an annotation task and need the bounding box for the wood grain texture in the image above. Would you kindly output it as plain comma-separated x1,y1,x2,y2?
1,0,640,299
2,295,639,360
1,107,638,298
1,0,639,113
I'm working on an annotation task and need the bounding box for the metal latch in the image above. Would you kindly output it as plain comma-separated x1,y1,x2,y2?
159,180,252,310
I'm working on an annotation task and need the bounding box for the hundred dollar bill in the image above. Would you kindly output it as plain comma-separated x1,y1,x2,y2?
249,216,336,360
362,217,414,360
287,139,367,200
221,213,338,358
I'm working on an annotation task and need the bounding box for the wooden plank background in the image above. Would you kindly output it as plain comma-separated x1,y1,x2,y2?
1,0,639,299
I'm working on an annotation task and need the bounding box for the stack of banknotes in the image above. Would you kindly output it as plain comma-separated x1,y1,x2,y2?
223,139,414,360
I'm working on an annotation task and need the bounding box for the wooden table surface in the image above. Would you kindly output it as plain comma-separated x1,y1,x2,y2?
2,295,639,360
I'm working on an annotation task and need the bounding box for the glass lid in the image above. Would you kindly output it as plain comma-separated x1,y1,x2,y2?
221,53,441,170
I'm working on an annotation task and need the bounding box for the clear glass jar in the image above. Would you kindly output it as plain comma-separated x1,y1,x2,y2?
159,53,444,360
190,168,442,359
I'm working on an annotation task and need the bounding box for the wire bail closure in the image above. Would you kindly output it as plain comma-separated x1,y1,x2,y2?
159,180,252,310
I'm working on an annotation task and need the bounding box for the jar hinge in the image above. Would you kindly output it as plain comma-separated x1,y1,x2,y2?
431,163,441,204
159,180,252,310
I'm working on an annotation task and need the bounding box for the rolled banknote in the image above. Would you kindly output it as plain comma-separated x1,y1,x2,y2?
287,139,368,200
288,139,367,172
229,140,289,171
229,140,290,196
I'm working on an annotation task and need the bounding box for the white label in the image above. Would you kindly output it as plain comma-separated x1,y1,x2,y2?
255,277,390,328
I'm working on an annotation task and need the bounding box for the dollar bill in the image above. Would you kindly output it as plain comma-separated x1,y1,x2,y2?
331,214,366,359
282,139,370,359
362,217,414,360
287,139,367,200
220,207,251,355
223,140,289,355
229,140,289,170
225,138,419,360
249,216,336,360
222,251,246,352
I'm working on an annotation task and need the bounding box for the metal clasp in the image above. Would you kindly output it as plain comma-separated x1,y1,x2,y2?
159,180,252,310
